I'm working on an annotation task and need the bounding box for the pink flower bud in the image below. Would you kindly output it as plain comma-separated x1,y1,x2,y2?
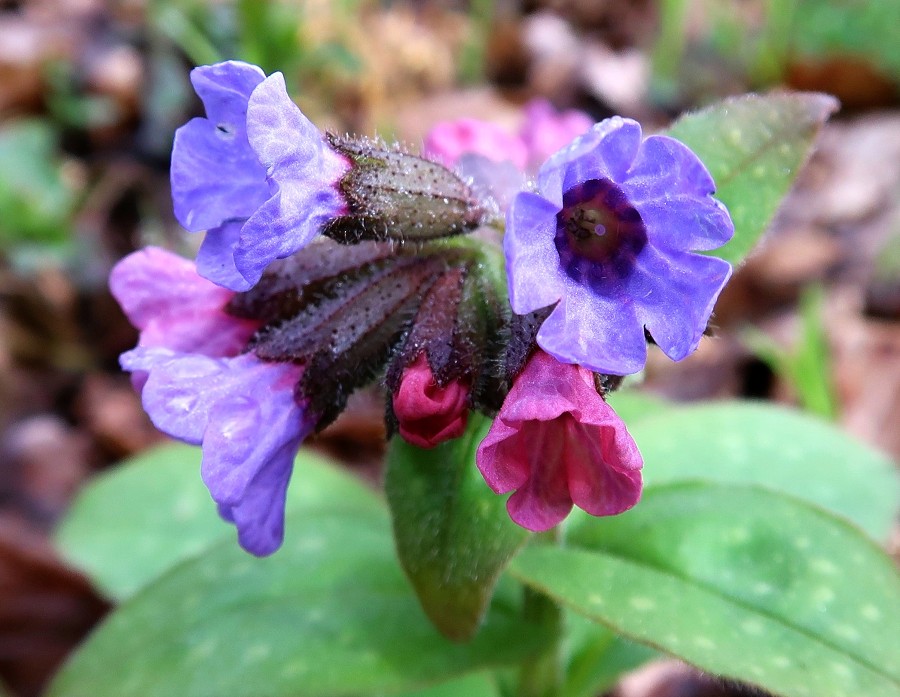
393,354,469,449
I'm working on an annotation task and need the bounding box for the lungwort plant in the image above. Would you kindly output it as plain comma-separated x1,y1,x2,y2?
52,61,899,697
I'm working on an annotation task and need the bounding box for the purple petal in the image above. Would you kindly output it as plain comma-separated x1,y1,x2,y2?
233,72,349,288
538,117,642,205
536,282,647,376
171,62,269,232
633,195,735,251
627,246,732,361
120,348,230,443
504,192,565,314
622,134,716,203
196,221,252,291
199,359,310,506
216,442,296,556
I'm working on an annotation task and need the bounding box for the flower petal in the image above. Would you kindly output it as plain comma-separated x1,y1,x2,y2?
234,72,349,287
520,99,593,172
110,247,256,356
170,61,268,231
199,357,309,506
564,414,643,517
196,221,252,292
423,118,528,169
536,283,647,375
633,195,735,252
623,134,716,203
627,245,732,361
476,351,643,531
215,440,296,556
504,192,565,314
538,117,642,203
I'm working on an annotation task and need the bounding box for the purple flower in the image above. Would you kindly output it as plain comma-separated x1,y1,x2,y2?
505,116,734,375
111,247,315,555
171,60,349,291
477,350,642,531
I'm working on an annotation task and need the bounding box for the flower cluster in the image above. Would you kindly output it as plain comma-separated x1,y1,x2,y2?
113,60,734,554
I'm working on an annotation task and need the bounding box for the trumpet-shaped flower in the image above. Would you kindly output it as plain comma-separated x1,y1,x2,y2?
111,247,314,555
476,350,642,531
171,61,349,291
505,116,734,375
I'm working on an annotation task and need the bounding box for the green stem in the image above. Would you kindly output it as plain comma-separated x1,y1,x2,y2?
517,530,564,697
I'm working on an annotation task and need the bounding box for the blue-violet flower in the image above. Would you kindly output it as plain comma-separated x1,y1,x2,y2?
171,60,349,291
505,116,734,375
111,247,314,555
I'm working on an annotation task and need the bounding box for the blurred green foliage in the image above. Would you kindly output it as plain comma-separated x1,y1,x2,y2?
652,0,900,104
0,120,79,249
743,285,839,420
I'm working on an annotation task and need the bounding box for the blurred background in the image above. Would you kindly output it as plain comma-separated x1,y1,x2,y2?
0,1,897,696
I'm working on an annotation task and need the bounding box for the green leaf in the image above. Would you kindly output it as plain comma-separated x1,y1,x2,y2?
629,401,898,540
605,390,671,425
385,414,529,640
396,673,500,697
563,615,657,697
55,442,382,600
512,483,900,697
49,508,548,697
666,93,838,266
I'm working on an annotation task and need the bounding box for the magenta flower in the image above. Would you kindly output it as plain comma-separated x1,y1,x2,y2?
476,350,642,531
171,60,349,291
392,354,469,448
505,116,734,375
111,247,315,555
423,118,528,170
519,99,593,172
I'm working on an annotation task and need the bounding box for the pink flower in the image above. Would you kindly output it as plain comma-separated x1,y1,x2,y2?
476,350,642,531
110,246,258,357
423,118,528,170
519,99,593,172
393,354,469,448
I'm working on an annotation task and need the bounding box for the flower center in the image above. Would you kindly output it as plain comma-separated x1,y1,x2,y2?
555,179,646,279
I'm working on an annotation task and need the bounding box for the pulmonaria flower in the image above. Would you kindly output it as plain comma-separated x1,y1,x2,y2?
171,60,349,291
423,118,528,170
423,100,592,173
505,116,734,375
392,354,469,448
111,247,315,555
476,350,642,531
519,99,593,172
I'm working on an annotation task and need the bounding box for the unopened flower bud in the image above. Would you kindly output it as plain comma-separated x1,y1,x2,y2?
323,134,486,244
393,354,469,448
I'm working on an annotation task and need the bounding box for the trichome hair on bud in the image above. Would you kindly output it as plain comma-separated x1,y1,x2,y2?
323,133,486,245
